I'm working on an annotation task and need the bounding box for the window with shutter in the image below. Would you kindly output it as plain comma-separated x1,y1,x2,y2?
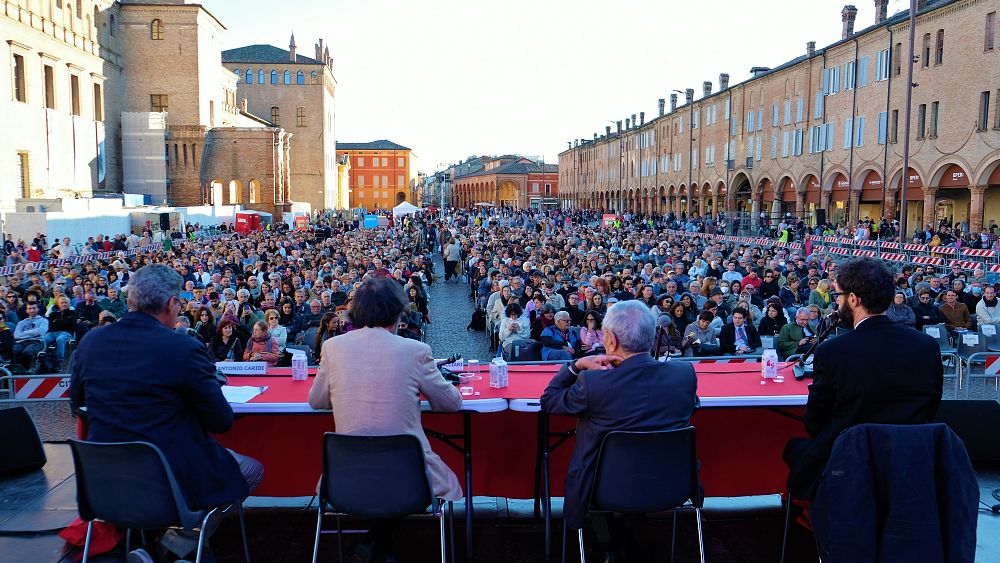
844,118,854,149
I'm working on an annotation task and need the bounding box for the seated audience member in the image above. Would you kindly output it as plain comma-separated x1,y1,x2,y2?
682,311,720,356
719,307,763,355
976,285,1000,327
498,303,530,357
938,289,971,332
912,289,945,329
70,264,262,563
540,311,580,360
244,320,280,365
312,313,339,362
174,316,204,343
783,257,942,499
308,277,462,562
45,295,78,367
651,313,681,358
757,302,788,336
885,291,916,328
194,307,217,343
210,318,244,362
562,293,587,326
579,310,604,354
530,304,557,341
13,302,48,369
540,300,697,561
777,308,817,360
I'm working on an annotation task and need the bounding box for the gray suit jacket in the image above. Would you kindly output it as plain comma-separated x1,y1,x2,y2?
308,326,464,501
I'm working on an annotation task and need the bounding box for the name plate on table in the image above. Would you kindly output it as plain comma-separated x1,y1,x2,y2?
216,361,268,375
441,359,464,371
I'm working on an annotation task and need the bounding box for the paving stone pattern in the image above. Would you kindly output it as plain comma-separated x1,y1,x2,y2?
423,256,495,363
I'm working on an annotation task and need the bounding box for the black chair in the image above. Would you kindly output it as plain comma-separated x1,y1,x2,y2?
923,324,956,354
312,433,453,563
562,427,704,563
977,324,1000,352
955,330,988,359
69,440,251,563
0,406,46,475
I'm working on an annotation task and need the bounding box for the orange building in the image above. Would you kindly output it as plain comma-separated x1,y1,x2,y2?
336,140,417,210
451,156,559,209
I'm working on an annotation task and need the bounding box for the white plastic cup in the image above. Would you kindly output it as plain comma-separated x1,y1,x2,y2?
459,386,474,396
467,359,480,374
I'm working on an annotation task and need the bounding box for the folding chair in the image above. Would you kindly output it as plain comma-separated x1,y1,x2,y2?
562,427,704,563
923,324,956,354
69,440,251,563
977,324,1000,352
955,330,987,359
312,433,454,563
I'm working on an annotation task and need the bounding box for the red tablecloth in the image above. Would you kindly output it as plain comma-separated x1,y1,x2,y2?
216,362,808,498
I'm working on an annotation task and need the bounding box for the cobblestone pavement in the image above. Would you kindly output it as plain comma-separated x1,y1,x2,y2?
423,254,495,362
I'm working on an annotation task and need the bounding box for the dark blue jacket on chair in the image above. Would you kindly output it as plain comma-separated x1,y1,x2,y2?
811,423,978,563
70,312,248,509
540,354,697,529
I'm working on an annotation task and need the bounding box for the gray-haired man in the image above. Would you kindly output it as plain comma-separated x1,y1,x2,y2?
541,300,698,559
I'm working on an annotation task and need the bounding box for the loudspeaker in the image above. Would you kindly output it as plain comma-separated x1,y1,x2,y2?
0,407,47,475
934,400,1000,461
159,212,171,231
815,208,827,226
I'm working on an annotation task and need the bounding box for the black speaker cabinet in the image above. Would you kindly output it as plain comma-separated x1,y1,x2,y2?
934,400,1000,461
0,407,47,475
815,208,827,226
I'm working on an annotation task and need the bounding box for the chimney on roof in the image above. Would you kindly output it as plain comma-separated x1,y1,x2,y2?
289,33,297,62
625,118,631,130
842,5,858,39
658,98,665,117
606,125,612,136
617,120,622,134
324,46,330,67
719,73,730,90
703,81,712,98
639,112,645,125
750,66,771,78
594,133,598,140
807,41,816,57
631,114,637,129
685,89,694,104
874,0,888,23
567,141,572,150
670,93,678,112
315,39,323,62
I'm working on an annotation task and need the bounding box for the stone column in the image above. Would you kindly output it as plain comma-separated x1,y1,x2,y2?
819,190,831,212
751,197,760,230
795,192,806,217
847,191,861,225
922,188,938,229
884,189,897,220
969,185,987,233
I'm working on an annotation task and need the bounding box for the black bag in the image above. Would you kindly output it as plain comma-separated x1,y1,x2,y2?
467,307,487,331
509,339,542,362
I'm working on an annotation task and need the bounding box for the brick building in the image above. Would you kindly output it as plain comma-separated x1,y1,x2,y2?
2,0,315,221
222,35,340,211
451,156,559,209
558,0,1000,234
336,140,418,210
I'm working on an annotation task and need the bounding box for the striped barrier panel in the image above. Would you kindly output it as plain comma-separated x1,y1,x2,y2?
859,239,877,247
789,243,803,250
880,241,902,250
903,243,929,252
911,256,945,266
963,248,996,258
831,247,853,256
880,253,908,262
929,245,957,255
984,355,1000,375
949,260,981,270
990,265,1000,274
10,375,71,400
853,250,877,257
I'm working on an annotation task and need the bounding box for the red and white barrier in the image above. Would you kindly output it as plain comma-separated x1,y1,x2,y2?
903,243,929,252
984,355,1000,376
880,253,908,262
12,376,71,400
949,260,981,270
963,248,996,258
911,256,945,266
853,250,877,257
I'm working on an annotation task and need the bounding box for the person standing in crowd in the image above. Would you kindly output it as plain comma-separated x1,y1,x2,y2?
443,237,462,283
70,264,262,563
540,300,697,562
308,277,462,563
783,257,942,500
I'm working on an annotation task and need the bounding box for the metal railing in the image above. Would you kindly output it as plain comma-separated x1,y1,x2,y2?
0,371,71,404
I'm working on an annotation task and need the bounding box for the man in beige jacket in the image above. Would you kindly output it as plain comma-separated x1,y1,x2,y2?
308,277,462,561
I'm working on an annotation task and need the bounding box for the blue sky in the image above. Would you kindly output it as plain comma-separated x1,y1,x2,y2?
204,0,911,172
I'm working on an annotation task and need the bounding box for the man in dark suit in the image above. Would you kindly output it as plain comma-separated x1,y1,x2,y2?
541,300,698,561
784,257,943,499
71,264,263,563
718,306,763,355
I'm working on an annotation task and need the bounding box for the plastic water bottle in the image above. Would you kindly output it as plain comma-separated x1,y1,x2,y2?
761,348,779,380
291,350,308,381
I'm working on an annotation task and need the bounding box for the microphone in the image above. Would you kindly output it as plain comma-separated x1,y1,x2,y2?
793,310,842,381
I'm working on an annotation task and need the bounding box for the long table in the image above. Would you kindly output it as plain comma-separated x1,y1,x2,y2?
215,361,808,560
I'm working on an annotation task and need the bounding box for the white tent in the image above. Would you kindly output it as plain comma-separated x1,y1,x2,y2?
392,201,422,217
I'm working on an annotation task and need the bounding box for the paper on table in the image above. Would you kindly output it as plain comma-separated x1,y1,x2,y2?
222,385,266,404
